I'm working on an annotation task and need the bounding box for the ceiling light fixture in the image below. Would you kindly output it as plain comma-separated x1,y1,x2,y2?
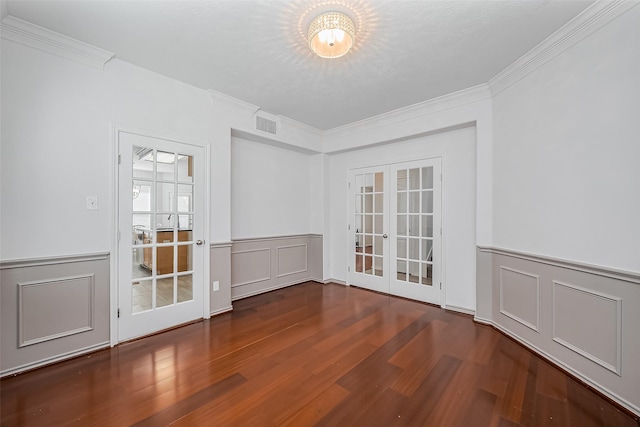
308,12,355,59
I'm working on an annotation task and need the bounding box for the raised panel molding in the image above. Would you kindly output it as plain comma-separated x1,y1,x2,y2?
18,275,95,347
499,266,540,332
277,244,308,278
230,248,271,287
553,281,622,375
1,16,114,69
230,235,323,301
478,246,639,415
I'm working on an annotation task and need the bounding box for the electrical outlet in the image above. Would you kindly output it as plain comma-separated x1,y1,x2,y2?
86,196,98,210
213,281,219,291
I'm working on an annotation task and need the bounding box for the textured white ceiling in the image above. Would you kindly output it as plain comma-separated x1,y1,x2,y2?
4,0,594,130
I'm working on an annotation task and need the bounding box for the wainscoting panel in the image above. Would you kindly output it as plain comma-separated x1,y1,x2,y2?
231,235,322,300
19,275,94,347
553,280,621,375
499,266,539,331
209,242,233,316
1,253,110,377
230,248,271,287
277,244,307,278
476,246,640,416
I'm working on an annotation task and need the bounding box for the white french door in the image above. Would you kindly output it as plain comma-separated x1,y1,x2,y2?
118,131,206,342
348,166,389,293
348,158,442,305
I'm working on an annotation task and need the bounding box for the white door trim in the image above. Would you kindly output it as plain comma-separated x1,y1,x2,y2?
110,125,210,346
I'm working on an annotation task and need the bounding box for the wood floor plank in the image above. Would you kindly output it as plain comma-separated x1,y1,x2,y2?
396,354,463,426
421,359,486,426
132,373,246,427
280,383,350,427
535,359,568,400
464,388,499,427
2,282,638,427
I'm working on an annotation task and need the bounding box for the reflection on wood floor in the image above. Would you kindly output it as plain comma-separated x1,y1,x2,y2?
132,275,193,313
1,282,637,426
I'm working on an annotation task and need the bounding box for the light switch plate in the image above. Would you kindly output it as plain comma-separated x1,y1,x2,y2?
86,196,98,210
213,281,219,291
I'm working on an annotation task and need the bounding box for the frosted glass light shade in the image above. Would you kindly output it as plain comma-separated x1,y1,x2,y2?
308,12,355,59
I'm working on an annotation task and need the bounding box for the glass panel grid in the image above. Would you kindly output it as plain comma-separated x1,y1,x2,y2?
131,146,196,315
394,164,437,289
354,170,384,277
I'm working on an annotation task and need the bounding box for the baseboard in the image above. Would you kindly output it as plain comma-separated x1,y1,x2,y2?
231,278,309,301
324,278,347,286
473,316,493,326
444,304,475,316
210,305,233,317
1,341,110,378
478,318,640,417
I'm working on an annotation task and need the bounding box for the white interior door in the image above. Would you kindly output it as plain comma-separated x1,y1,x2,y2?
348,158,442,305
118,132,205,342
348,166,389,293
389,159,442,305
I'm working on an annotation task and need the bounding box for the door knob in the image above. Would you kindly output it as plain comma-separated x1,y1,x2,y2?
382,234,388,239
196,240,204,245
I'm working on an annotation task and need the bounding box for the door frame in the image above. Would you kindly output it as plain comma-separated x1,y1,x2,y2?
110,125,210,346
345,155,446,307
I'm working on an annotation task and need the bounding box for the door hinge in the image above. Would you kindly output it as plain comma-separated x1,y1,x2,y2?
348,266,351,272
118,154,121,165
117,308,120,318
440,282,442,289
348,224,351,230
348,182,351,189
440,228,442,236
117,230,121,242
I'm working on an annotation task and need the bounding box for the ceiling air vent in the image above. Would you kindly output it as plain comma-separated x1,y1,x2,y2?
256,116,277,135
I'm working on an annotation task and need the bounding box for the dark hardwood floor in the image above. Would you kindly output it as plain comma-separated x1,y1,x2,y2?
1,282,638,426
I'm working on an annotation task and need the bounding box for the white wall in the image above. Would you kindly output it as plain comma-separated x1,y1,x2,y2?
1,39,111,259
0,38,228,259
326,125,477,311
485,6,640,415
308,153,325,235
109,59,225,243
492,6,640,272
230,135,315,239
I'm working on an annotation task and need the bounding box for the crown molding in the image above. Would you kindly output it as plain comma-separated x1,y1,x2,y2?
208,88,259,116
208,89,323,137
324,83,491,137
1,16,114,69
489,0,639,96
209,89,323,152
278,115,324,140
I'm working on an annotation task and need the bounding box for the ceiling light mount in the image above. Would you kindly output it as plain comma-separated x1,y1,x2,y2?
308,11,355,59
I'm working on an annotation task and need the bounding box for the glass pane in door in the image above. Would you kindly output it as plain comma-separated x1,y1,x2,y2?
156,276,174,308
354,171,384,277
396,167,435,287
131,146,196,314
132,279,152,313
177,274,193,303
